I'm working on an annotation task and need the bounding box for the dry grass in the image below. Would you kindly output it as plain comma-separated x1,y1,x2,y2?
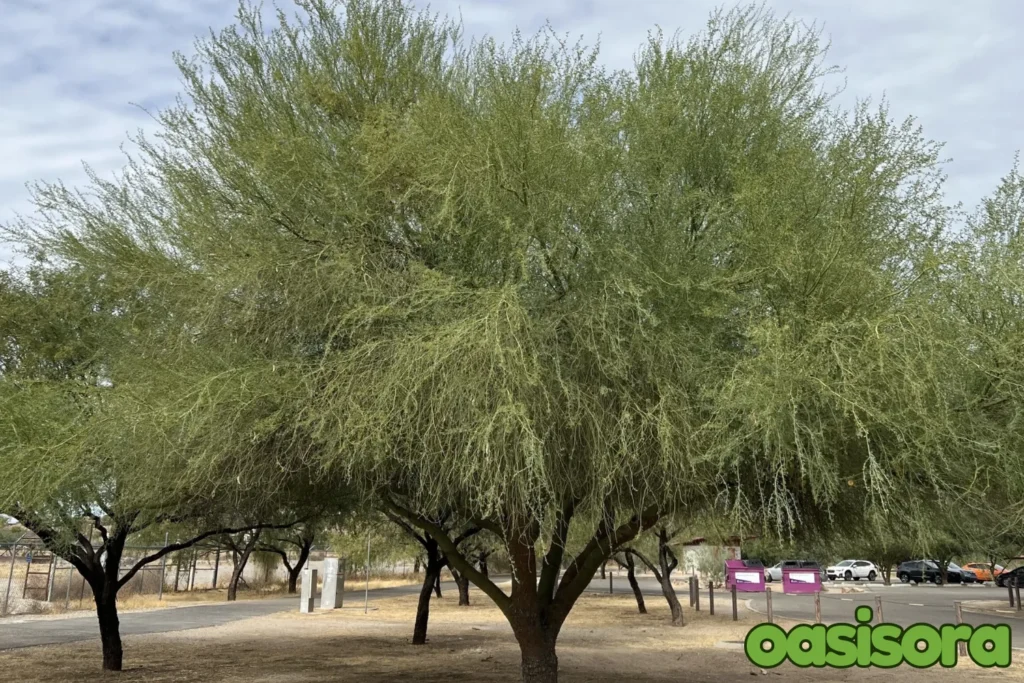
1,569,424,620
2,588,1022,682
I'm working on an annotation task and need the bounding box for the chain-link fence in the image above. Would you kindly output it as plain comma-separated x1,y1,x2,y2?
1,540,430,618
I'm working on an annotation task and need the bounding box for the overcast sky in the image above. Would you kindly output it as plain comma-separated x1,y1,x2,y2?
2,0,1021,264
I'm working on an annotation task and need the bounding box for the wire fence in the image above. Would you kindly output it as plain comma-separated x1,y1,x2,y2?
1,539,436,618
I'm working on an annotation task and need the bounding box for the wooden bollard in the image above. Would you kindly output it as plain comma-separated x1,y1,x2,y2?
709,581,714,615
766,586,773,624
731,584,738,621
688,576,694,606
1016,578,1021,612
1008,578,1015,607
814,592,821,623
609,572,613,594
875,595,883,624
695,580,700,612
954,601,968,657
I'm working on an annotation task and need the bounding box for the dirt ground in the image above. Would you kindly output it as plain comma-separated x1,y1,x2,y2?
2,589,1021,682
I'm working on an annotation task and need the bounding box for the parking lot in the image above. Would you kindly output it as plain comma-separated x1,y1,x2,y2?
748,581,1024,648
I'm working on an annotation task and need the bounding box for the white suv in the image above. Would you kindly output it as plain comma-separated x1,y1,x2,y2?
826,560,878,581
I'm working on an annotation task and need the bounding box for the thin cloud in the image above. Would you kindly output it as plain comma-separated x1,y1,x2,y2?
2,0,1021,263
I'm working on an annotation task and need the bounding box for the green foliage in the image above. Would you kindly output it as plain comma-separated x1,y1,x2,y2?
2,0,1018,580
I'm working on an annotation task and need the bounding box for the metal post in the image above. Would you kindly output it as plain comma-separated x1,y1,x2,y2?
874,595,883,624
188,550,197,591
364,535,370,614
766,586,773,624
211,548,221,590
954,601,968,657
63,566,72,610
1015,577,1021,612
688,576,694,606
731,584,738,621
46,556,56,602
1008,578,1015,607
709,581,714,616
79,527,94,606
339,557,346,608
608,572,613,594
695,580,700,612
814,592,821,623
158,533,169,601
2,543,17,616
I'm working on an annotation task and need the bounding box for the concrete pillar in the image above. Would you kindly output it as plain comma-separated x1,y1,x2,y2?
321,558,340,610
300,568,317,614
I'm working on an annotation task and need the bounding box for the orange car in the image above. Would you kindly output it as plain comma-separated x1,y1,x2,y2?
962,563,1004,582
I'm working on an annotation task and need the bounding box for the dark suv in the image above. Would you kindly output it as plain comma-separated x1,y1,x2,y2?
996,567,1024,588
897,560,962,584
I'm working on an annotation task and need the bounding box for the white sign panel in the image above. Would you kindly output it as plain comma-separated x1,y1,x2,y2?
735,571,761,584
788,572,817,584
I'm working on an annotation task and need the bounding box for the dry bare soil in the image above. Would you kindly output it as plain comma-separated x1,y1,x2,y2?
2,589,1021,682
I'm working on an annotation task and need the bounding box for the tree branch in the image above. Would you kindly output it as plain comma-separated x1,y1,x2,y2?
117,522,295,590
538,500,575,605
382,497,511,612
624,548,662,583
384,510,429,547
550,506,661,627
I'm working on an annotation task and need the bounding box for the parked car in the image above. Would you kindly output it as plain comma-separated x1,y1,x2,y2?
897,560,963,584
949,562,976,584
996,567,1024,588
764,560,824,583
963,563,1004,583
826,560,878,581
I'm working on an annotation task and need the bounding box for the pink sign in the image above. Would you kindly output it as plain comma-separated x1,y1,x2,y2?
725,559,765,593
782,566,821,594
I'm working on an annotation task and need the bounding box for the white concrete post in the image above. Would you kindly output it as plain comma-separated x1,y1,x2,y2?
300,567,318,614
321,558,340,610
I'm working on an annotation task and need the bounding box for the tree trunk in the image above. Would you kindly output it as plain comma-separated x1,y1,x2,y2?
657,531,683,625
95,590,123,671
882,565,892,586
623,553,646,614
433,571,442,598
599,561,606,580
413,556,421,574
227,529,261,602
478,553,489,578
413,557,443,644
517,632,559,683
286,539,313,594
451,567,470,606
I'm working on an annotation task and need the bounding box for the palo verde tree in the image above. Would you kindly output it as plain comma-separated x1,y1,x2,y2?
5,2,998,681
0,265,284,671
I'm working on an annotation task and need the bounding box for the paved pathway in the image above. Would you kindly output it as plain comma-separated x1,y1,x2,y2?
0,580,452,651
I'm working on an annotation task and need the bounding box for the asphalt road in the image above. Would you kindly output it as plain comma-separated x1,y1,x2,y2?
0,579,446,651
5,572,1020,653
746,582,1024,649
584,574,1024,647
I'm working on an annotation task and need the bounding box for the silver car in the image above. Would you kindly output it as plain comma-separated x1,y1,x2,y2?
764,560,823,583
